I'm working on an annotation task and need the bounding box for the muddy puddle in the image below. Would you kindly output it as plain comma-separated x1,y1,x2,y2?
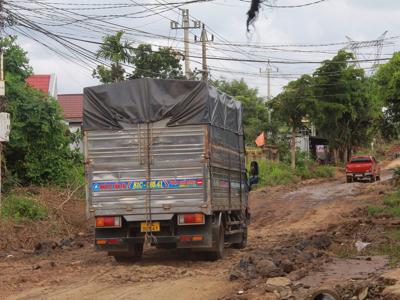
299,256,389,288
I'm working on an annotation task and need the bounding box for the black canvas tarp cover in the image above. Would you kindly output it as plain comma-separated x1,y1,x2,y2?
83,78,243,134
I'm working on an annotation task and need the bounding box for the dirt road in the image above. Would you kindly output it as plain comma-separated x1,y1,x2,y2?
0,170,397,300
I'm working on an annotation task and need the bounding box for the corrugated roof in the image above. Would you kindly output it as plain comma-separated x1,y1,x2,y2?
26,75,51,94
58,94,83,122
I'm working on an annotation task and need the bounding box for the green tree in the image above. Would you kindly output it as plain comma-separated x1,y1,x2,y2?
372,52,400,140
0,36,32,80
270,75,314,169
92,31,183,83
130,44,183,79
312,50,379,163
212,79,268,144
92,30,134,83
3,37,79,187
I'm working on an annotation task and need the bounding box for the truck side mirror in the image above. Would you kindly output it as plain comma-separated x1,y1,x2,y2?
250,161,259,176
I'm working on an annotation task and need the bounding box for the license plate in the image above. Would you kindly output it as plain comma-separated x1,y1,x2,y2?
355,174,363,177
140,222,160,232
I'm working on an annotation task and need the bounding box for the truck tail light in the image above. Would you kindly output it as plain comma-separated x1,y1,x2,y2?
95,216,122,228
96,239,120,245
179,235,204,242
178,213,205,225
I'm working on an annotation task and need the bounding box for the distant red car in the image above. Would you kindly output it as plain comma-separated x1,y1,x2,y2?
346,155,381,183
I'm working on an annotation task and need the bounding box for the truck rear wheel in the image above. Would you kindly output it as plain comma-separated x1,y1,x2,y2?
208,223,225,261
112,243,144,262
370,176,376,183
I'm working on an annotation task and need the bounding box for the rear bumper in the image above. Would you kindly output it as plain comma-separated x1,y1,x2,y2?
346,172,373,179
95,216,214,251
95,236,173,251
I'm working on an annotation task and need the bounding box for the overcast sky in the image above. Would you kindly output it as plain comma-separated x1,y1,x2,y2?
11,0,400,97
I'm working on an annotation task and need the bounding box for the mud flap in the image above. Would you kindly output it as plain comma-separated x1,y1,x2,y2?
211,212,223,249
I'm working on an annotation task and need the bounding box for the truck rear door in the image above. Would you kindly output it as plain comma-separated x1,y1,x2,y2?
85,119,208,218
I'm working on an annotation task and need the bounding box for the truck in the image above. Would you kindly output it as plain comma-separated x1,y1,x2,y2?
345,155,381,183
83,79,256,262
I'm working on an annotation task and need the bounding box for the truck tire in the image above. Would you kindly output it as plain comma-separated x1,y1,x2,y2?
310,288,341,300
232,227,248,249
346,177,353,183
112,243,144,262
208,223,225,261
376,175,381,181
370,175,375,183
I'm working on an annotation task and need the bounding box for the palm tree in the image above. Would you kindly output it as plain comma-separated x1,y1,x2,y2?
95,31,133,83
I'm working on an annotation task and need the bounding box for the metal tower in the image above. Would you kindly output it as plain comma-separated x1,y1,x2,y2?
345,31,389,72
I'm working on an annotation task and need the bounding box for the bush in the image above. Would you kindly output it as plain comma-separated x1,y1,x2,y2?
295,151,313,168
314,165,335,178
263,162,295,185
295,164,334,180
295,166,313,179
1,195,47,221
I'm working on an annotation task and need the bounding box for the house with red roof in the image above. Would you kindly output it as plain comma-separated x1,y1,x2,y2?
26,74,57,99
58,94,83,151
58,93,83,130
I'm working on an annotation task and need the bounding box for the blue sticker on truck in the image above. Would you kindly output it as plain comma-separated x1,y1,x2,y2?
92,178,204,192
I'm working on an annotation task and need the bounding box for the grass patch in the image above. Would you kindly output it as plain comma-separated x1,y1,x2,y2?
331,229,400,266
1,194,47,221
249,158,335,187
387,207,400,218
368,191,400,218
260,160,295,186
383,191,400,207
364,191,400,266
367,205,384,216
313,165,335,178
365,242,400,267
333,245,358,259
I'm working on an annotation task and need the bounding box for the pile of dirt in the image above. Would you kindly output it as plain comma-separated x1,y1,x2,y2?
385,144,400,159
228,204,400,299
229,234,332,282
0,187,90,255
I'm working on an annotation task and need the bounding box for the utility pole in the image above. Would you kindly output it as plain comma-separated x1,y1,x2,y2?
0,0,4,98
260,61,275,124
0,0,8,209
0,0,4,208
170,9,201,79
195,24,213,81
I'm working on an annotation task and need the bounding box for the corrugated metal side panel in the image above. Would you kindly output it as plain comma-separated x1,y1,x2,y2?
210,167,229,210
85,121,207,216
210,167,243,211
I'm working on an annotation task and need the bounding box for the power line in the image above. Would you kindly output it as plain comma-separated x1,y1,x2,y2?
261,0,329,8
